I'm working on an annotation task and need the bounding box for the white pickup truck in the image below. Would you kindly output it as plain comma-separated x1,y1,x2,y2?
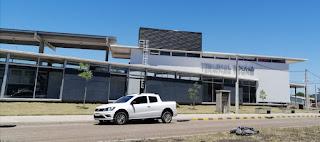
94,93,177,125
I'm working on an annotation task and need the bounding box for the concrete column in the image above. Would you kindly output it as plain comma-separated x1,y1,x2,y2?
107,65,111,103
32,57,40,98
39,40,45,53
294,87,297,105
144,69,147,93
0,53,10,98
105,50,109,61
235,56,239,113
59,60,67,100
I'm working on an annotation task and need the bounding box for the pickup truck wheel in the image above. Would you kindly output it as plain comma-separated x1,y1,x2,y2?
114,112,128,125
161,111,172,123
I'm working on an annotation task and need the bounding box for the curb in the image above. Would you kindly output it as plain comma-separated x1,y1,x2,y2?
189,114,320,121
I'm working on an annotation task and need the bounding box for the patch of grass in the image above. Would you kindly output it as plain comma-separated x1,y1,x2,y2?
0,102,316,116
136,126,320,142
177,105,313,114
0,102,100,116
177,105,218,114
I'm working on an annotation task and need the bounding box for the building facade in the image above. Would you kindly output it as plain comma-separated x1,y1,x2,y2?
0,28,306,104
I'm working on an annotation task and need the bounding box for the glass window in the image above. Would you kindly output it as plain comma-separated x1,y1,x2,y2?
9,55,37,65
250,86,256,103
132,96,147,104
0,54,7,63
172,52,186,57
35,68,63,99
110,66,128,74
160,51,170,56
91,65,109,73
258,58,272,62
186,53,200,58
129,69,145,78
150,50,160,55
149,96,158,103
271,59,285,63
4,65,36,98
202,56,215,59
65,62,80,69
0,64,5,95
39,59,64,68
215,56,229,60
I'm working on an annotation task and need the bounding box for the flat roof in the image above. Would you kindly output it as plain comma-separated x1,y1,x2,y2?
110,45,307,64
0,28,117,50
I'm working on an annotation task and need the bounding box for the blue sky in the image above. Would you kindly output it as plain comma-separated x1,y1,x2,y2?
0,0,319,86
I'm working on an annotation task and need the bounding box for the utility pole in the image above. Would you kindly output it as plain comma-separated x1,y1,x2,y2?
304,69,309,110
235,55,239,114
315,84,318,109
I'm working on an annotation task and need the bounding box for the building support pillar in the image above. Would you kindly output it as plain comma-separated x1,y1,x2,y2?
39,40,45,53
144,69,147,93
0,53,10,98
235,56,239,113
305,69,308,109
315,84,318,108
106,65,111,103
59,60,67,100
105,38,110,61
105,50,109,61
32,57,40,98
294,87,297,106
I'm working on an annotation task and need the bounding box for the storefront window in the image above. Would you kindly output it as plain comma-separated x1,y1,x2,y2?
4,65,36,98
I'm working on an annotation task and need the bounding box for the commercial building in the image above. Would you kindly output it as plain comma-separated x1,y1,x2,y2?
0,28,306,104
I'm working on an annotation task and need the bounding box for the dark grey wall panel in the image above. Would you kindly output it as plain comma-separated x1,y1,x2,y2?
62,69,109,103
145,78,202,104
109,75,127,100
139,27,202,51
47,71,63,99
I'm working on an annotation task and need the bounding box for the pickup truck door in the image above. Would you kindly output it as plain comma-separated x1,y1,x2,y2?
130,96,149,119
148,96,162,117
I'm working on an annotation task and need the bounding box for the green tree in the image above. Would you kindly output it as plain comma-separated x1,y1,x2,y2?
259,90,267,102
78,63,93,107
188,82,201,109
295,92,305,97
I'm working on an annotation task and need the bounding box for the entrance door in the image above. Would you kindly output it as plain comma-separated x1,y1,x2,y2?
202,83,222,103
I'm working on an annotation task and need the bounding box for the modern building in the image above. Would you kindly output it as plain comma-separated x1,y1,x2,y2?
0,28,306,104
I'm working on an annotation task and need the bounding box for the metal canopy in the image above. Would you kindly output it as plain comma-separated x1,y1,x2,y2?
0,28,117,50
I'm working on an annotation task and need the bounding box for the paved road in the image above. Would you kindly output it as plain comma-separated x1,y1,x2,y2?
1,118,319,142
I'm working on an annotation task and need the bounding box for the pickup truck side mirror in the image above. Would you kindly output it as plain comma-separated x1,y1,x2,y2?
131,101,136,105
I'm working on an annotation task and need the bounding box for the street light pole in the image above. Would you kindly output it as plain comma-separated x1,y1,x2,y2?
304,69,309,110
235,55,239,114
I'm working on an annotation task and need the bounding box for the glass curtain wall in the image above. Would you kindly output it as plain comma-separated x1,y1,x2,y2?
35,68,63,99
1,54,64,99
5,65,37,98
240,81,257,103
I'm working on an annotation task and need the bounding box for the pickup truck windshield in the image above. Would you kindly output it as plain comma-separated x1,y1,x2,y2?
115,96,133,103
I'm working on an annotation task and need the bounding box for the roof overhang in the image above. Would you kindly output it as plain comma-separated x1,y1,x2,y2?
0,28,117,50
290,83,305,88
110,44,136,59
109,45,307,64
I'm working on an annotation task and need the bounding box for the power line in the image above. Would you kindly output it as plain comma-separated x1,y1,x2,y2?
307,70,320,80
